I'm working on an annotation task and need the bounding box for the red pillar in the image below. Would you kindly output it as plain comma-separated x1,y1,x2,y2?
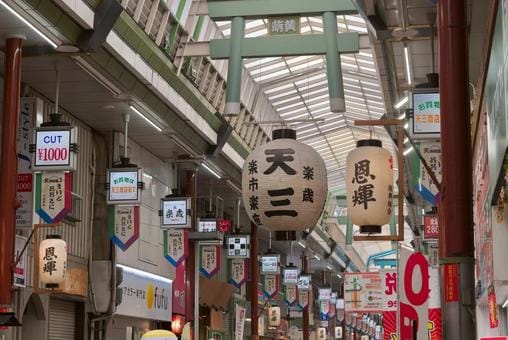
438,1,475,339
250,223,259,340
184,170,196,335
0,37,23,306
302,255,310,339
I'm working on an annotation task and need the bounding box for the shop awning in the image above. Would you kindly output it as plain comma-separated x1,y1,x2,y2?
199,277,235,310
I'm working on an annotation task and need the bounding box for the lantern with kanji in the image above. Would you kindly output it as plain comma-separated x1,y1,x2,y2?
346,139,394,233
242,129,327,233
39,235,67,289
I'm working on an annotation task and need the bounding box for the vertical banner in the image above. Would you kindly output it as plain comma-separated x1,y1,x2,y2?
444,263,459,302
108,205,140,251
228,259,248,288
298,289,309,309
172,263,186,315
14,235,27,287
263,275,279,299
235,304,246,340
428,267,442,340
488,285,499,328
398,247,429,340
16,98,34,229
163,229,188,266
199,245,220,278
35,172,72,223
284,285,298,306
319,300,330,321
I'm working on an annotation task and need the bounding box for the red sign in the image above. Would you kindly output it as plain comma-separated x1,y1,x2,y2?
488,285,499,328
218,219,232,233
383,311,396,340
172,263,186,315
480,338,508,340
423,215,439,239
444,263,459,302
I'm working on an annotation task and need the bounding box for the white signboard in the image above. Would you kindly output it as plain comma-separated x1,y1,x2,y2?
107,169,141,204
14,235,27,287
283,267,298,285
226,235,250,258
420,141,442,196
411,91,440,137
335,326,342,339
116,265,172,321
235,304,246,340
198,219,217,232
318,288,332,301
261,255,279,274
344,272,385,312
16,98,34,228
297,275,310,290
33,127,76,170
161,198,190,228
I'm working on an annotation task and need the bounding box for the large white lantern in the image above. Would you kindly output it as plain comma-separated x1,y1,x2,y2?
242,129,327,233
39,235,67,289
346,139,394,233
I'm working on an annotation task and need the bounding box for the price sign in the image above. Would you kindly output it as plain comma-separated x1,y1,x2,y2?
423,215,439,240
33,127,76,171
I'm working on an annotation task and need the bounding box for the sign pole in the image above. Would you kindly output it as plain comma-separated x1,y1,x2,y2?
250,222,259,340
301,254,310,339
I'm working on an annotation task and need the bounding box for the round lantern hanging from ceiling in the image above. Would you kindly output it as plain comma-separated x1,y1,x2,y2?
242,129,327,233
346,139,394,234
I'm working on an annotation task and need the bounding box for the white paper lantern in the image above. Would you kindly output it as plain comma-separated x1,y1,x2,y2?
39,235,67,289
346,139,394,233
242,129,327,232
268,306,281,327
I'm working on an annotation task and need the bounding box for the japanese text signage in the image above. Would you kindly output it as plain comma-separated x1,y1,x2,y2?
423,215,439,240
419,142,442,199
200,245,220,278
263,275,279,299
228,259,248,288
35,172,72,223
198,218,217,232
107,169,141,204
298,289,309,309
261,255,279,274
33,127,76,171
283,267,298,285
344,272,384,312
226,235,250,258
161,198,190,228
241,135,327,232
163,229,188,267
14,235,27,287
16,98,34,228
109,205,140,251
411,91,441,137
116,265,172,321
268,16,300,35
284,285,298,305
444,263,459,302
297,275,310,290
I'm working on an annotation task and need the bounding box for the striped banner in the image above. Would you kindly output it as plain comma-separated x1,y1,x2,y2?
35,172,72,223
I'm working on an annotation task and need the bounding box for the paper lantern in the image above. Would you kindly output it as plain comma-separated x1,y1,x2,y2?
346,139,394,233
39,235,67,289
141,330,178,340
268,306,281,327
242,129,327,232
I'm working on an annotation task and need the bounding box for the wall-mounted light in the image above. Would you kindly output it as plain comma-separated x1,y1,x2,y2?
129,105,162,132
394,96,408,109
0,0,59,49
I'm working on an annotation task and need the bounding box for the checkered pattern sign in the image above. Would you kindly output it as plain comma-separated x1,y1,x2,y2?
226,235,250,259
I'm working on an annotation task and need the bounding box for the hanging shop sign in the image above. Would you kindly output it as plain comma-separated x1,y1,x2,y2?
335,326,342,339
419,141,441,198
109,205,140,251
488,285,499,329
228,259,248,289
268,306,281,327
226,235,250,258
218,219,232,233
263,275,279,299
16,98,35,229
14,235,27,287
261,254,280,275
39,235,67,289
344,272,384,312
319,300,330,321
32,126,77,171
234,304,246,340
284,285,298,305
107,168,142,205
198,218,217,232
200,245,220,278
35,171,72,223
163,229,188,267
268,16,301,35
319,288,332,301
346,139,394,234
423,215,439,240
283,267,299,285
410,90,441,138
242,129,327,232
398,248,429,340
297,274,311,290
329,292,337,318
172,264,186,315
161,198,191,228
298,289,309,309
116,264,172,321
317,328,327,339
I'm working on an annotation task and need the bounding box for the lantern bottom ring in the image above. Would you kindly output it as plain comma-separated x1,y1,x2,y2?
45,283,60,289
359,225,382,234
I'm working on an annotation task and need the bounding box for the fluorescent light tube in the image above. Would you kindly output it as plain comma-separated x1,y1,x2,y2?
297,241,306,249
404,45,412,85
129,105,162,132
313,254,320,261
202,163,221,179
404,137,409,144
0,0,58,49
404,123,409,130
394,96,408,109
326,265,333,270
403,146,414,156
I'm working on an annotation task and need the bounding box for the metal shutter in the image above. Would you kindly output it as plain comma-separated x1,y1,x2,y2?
48,298,76,340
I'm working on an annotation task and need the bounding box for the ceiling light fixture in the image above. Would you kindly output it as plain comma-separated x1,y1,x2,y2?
297,241,306,249
337,273,342,278
326,265,333,270
404,123,409,130
404,137,409,144
394,96,408,109
0,0,58,49
403,146,414,156
313,254,321,261
129,105,162,132
73,57,123,97
404,44,413,85
397,113,406,120
202,163,221,179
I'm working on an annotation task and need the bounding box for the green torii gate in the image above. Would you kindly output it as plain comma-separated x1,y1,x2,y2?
205,0,360,115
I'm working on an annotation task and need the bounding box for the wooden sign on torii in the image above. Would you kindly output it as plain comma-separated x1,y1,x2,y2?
182,0,360,115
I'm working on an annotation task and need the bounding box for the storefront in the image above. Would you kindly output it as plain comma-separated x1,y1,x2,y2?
108,265,173,340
